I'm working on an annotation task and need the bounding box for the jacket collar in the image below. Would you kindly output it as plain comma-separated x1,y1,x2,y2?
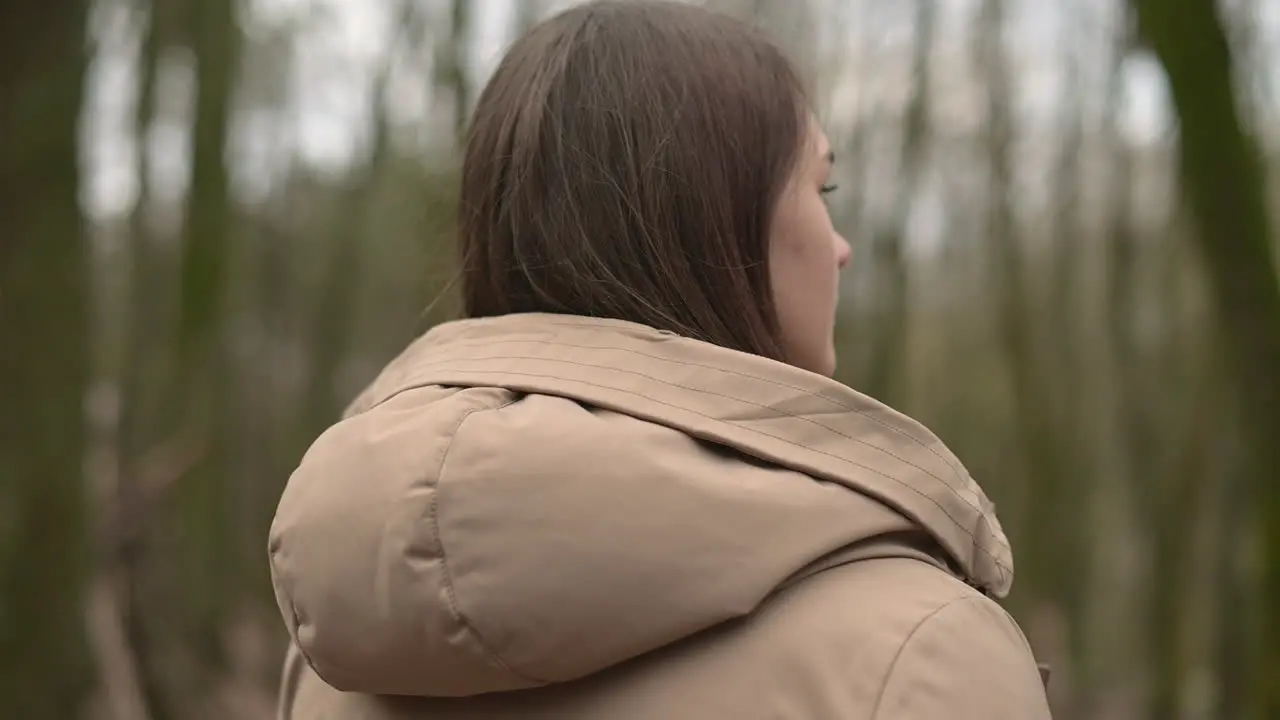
359,312,1014,596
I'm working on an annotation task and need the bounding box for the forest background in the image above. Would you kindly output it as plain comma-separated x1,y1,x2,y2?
4,0,1280,718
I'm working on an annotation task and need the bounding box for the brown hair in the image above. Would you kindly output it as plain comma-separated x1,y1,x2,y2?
458,0,811,359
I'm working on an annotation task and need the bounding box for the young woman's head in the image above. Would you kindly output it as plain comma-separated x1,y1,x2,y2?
458,0,851,375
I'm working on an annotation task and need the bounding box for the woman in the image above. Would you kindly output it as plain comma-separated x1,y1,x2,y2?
268,2,1053,718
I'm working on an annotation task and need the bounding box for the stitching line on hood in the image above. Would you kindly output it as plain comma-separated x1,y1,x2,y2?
407,355,1001,560
430,397,544,685
421,335,969,479
412,348,962,499
404,362,1012,587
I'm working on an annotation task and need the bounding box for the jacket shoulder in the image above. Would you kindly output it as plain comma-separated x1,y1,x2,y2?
869,584,1052,719
800,557,1051,720
720,555,1051,719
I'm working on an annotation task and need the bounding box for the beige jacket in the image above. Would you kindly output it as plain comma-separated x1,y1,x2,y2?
269,313,1051,719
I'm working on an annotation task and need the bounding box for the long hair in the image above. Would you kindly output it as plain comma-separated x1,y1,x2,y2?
458,0,811,360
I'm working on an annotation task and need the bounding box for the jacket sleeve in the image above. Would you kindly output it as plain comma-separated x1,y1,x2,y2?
872,594,1052,720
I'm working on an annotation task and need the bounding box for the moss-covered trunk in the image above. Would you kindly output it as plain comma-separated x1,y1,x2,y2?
0,2,93,717
1133,0,1280,716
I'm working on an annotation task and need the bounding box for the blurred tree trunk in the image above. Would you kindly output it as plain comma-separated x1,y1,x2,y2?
435,0,472,142
118,2,185,714
1043,22,1092,716
978,0,1079,622
1133,1,1280,717
1046,17,1083,499
121,0,178,465
977,0,1029,579
122,0,241,714
301,39,400,441
0,2,93,717
860,0,933,406
170,0,239,688
977,7,1093,713
1148,371,1211,720
1080,22,1149,719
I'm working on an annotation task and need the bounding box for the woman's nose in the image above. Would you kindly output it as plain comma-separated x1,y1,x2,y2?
835,235,852,270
